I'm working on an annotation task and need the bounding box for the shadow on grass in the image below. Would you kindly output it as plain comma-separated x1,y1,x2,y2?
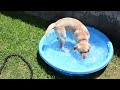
114,47,120,57
109,37,120,57
0,11,49,30
36,51,106,79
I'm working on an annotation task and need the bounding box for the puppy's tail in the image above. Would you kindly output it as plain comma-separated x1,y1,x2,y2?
45,23,56,36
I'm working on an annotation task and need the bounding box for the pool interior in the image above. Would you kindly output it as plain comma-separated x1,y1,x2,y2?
40,26,111,74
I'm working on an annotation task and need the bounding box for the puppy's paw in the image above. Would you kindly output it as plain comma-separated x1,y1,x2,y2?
62,48,70,53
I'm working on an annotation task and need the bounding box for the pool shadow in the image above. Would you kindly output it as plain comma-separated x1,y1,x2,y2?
105,34,120,57
114,47,120,57
37,51,106,79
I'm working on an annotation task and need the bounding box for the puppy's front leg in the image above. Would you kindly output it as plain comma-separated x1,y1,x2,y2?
59,37,65,49
59,37,70,53
57,27,70,53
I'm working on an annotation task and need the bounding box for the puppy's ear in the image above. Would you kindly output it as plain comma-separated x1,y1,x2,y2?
74,45,78,52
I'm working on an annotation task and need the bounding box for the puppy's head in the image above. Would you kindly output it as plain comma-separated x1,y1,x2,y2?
74,42,91,59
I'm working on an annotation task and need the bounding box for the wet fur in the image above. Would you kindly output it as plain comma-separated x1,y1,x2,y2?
45,17,91,59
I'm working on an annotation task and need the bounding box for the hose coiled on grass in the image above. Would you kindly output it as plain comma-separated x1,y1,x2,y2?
0,54,33,79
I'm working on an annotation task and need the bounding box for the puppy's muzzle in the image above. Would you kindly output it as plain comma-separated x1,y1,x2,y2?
80,50,90,59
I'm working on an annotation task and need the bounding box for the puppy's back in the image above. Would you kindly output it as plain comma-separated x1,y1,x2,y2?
55,17,82,28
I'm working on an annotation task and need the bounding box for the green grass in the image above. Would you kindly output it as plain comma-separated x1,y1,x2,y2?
0,11,120,79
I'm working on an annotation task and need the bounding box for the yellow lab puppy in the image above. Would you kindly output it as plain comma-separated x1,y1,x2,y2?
45,17,91,59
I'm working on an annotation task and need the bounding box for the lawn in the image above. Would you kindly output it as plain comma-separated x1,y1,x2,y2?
0,11,120,79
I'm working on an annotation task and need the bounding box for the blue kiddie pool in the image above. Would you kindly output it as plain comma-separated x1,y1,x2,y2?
39,26,114,76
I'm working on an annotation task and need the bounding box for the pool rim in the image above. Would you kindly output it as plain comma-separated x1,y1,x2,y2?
38,26,114,76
